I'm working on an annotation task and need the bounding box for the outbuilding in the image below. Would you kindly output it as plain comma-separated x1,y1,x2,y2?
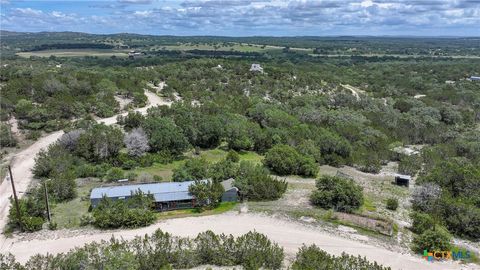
394,174,411,187
220,178,239,202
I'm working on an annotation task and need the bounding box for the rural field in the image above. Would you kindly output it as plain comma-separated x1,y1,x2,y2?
1,1,480,269
16,49,130,58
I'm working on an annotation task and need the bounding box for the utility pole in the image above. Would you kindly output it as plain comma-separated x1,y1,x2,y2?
44,180,51,222
8,165,22,230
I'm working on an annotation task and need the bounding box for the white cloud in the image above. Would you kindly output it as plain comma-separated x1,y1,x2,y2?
2,0,480,35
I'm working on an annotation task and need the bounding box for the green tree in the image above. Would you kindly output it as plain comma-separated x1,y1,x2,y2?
234,161,287,201
142,116,190,155
76,124,124,162
172,158,209,182
310,176,363,213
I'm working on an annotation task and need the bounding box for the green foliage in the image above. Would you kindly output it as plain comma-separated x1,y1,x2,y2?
142,116,190,155
234,161,287,201
189,180,224,209
47,174,77,202
172,158,209,182
386,197,398,211
416,158,480,239
92,191,156,229
226,150,240,163
208,159,238,182
117,111,145,131
104,167,125,182
292,244,391,270
398,154,422,176
263,144,318,177
412,226,452,253
310,176,364,213
0,123,17,147
7,188,47,232
6,229,284,269
33,143,76,178
410,211,435,234
76,124,124,162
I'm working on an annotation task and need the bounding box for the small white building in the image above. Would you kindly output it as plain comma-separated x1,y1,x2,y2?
250,63,263,72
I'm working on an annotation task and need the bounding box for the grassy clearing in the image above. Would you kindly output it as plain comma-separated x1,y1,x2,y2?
133,148,263,181
17,49,129,58
132,159,185,181
153,43,269,52
51,179,100,228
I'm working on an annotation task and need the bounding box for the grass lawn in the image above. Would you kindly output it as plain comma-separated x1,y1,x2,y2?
51,179,101,228
17,49,129,58
157,202,237,220
133,148,263,181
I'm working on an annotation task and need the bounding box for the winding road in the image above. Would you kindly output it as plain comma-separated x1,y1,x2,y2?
0,90,170,234
0,90,472,269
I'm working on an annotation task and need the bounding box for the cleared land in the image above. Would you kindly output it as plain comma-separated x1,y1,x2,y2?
16,49,129,58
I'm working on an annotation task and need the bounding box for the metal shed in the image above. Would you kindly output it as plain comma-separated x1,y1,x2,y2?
220,178,239,202
395,174,411,187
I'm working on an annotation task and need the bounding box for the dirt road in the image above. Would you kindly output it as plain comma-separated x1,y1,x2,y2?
1,212,472,269
0,89,169,234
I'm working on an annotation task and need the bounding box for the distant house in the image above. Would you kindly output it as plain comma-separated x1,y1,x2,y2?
394,174,411,187
128,50,144,59
469,76,480,81
90,179,238,211
250,63,263,72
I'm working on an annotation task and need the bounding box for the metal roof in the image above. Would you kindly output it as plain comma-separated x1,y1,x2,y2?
90,181,198,202
394,174,411,180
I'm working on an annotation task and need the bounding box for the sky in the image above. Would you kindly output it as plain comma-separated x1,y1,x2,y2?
1,0,479,36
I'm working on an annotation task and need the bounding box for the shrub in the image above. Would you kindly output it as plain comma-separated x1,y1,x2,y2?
47,174,77,202
92,191,156,229
208,159,238,182
310,176,363,213
226,150,240,163
0,123,17,147
142,116,190,155
75,124,124,162
21,216,44,232
172,158,209,182
13,229,284,269
410,211,435,234
48,221,58,230
386,197,399,211
235,231,284,270
234,161,287,201
189,180,224,209
292,244,391,270
263,144,318,177
412,226,452,253
104,167,124,182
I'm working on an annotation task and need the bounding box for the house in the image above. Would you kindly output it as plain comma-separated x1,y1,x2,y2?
394,174,411,187
128,50,144,59
250,63,263,72
468,76,480,81
90,179,238,211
